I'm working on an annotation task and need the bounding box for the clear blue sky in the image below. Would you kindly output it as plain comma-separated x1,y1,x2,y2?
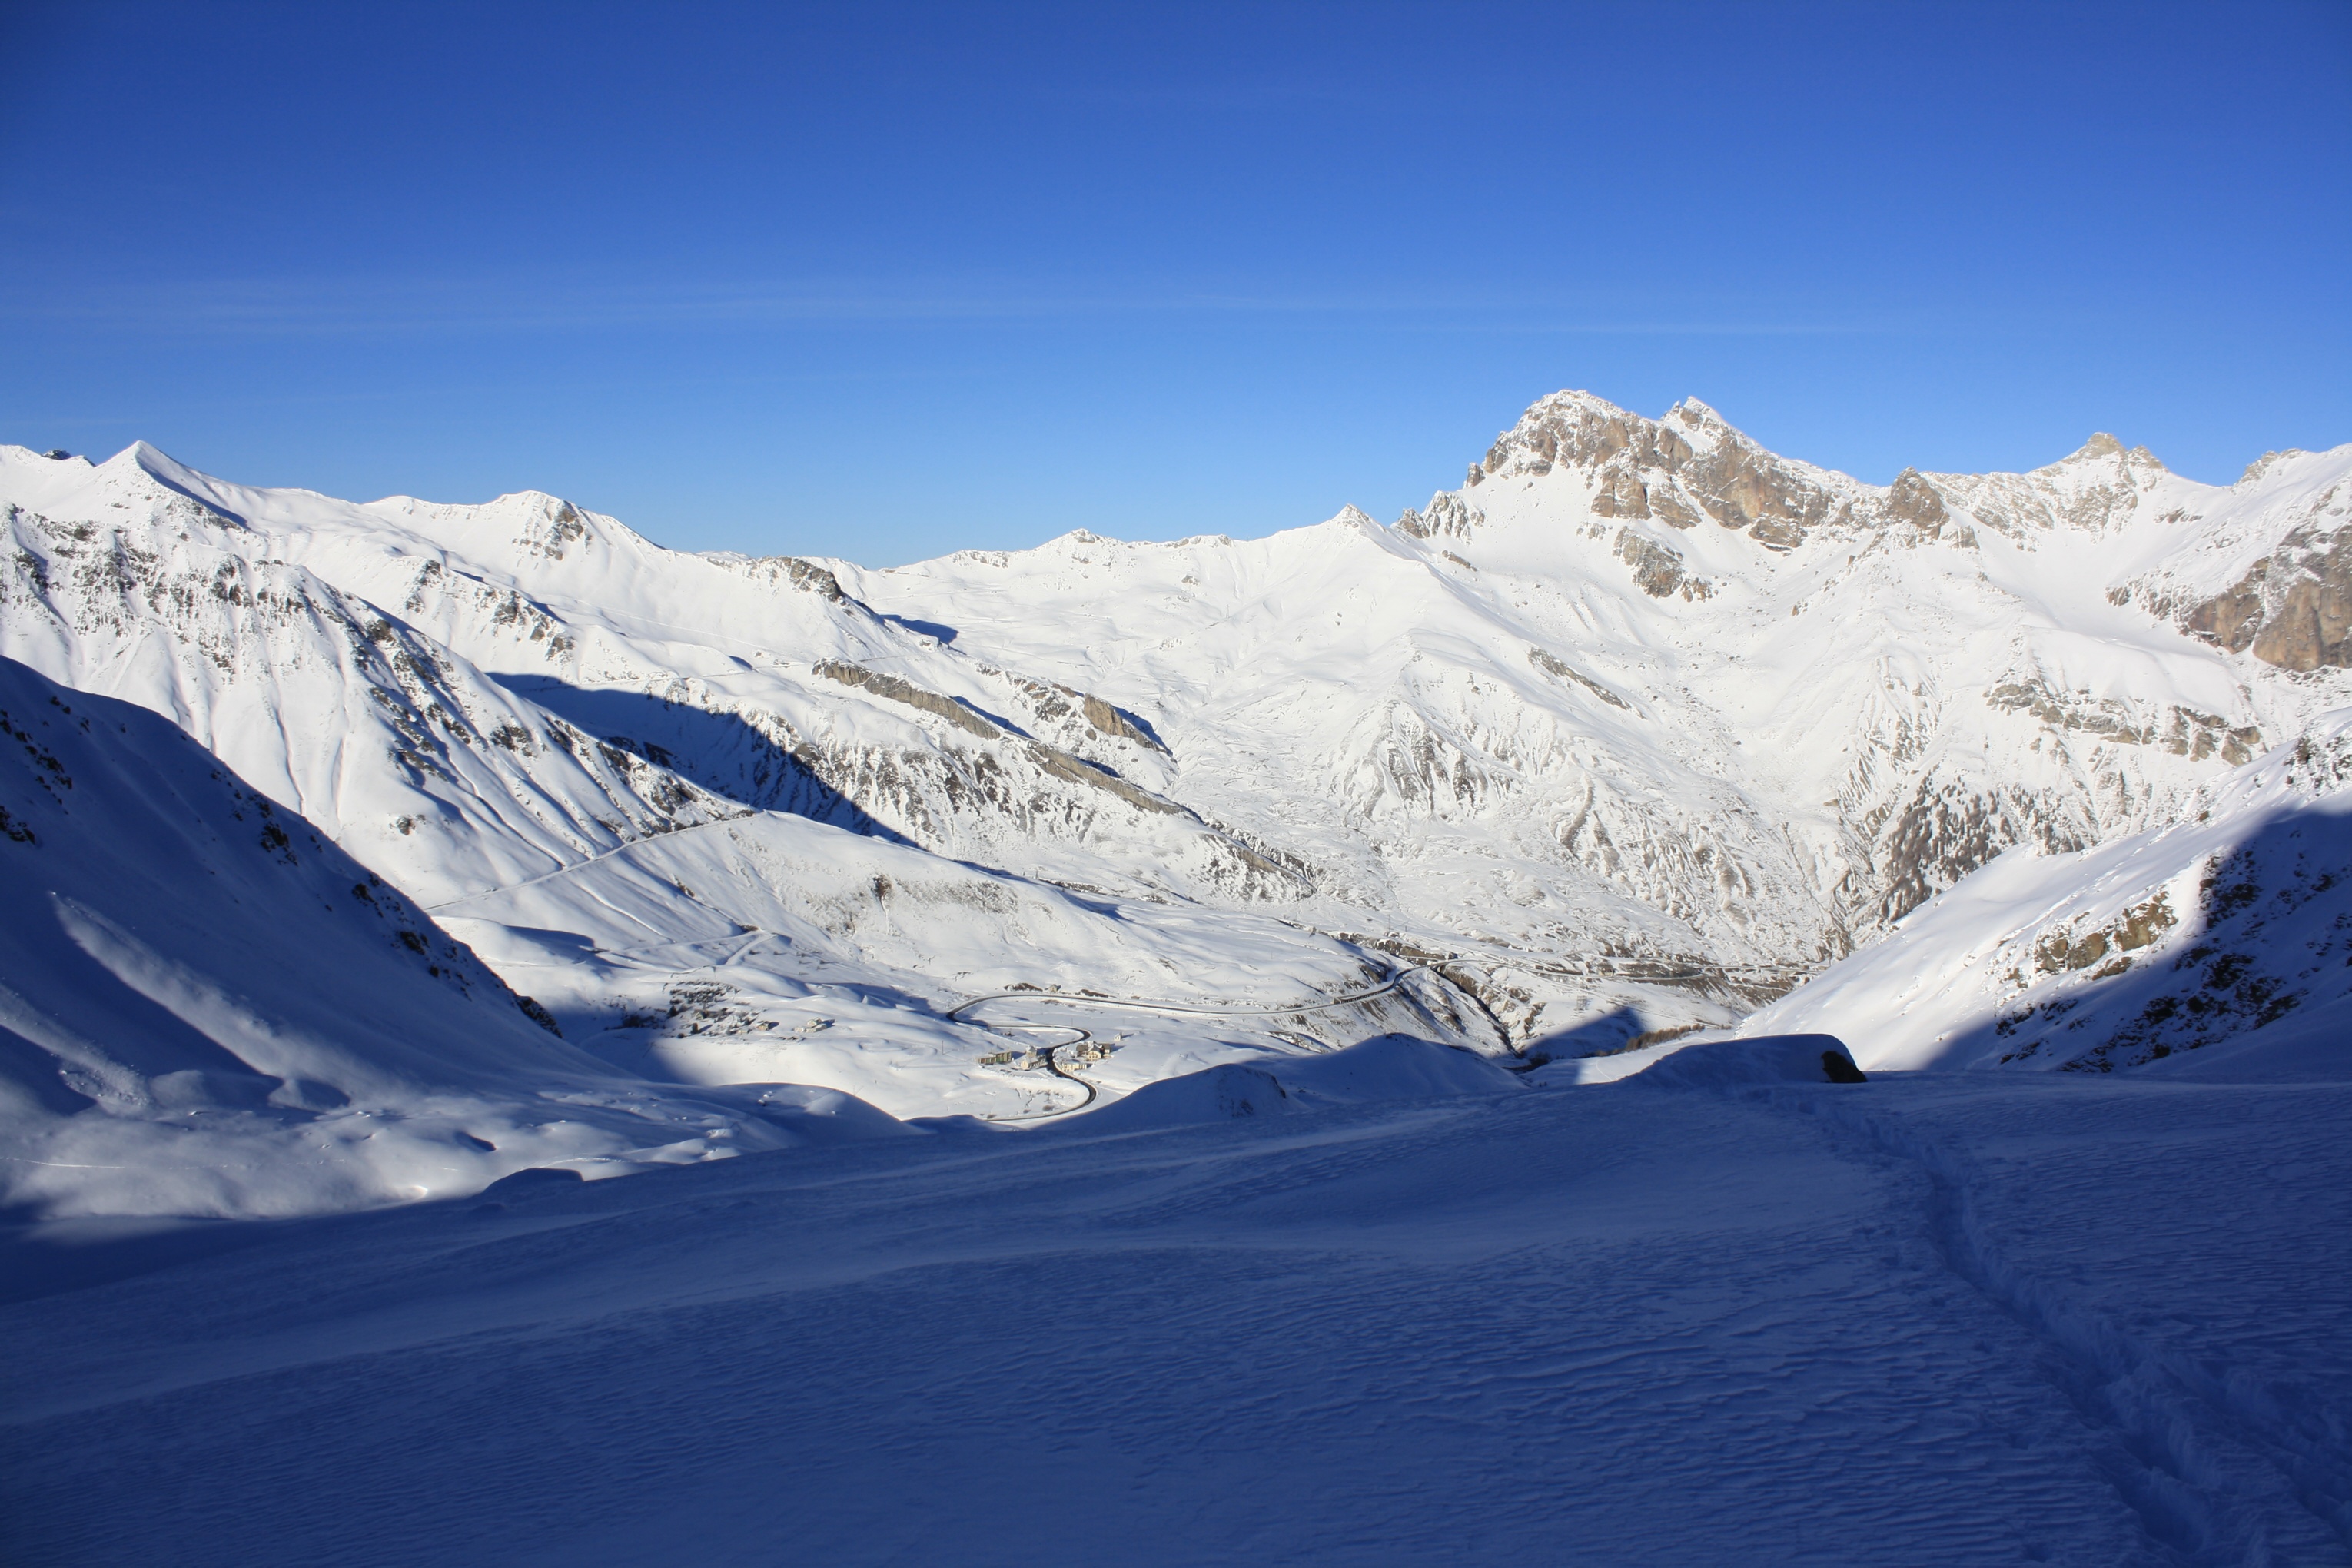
3,2,2346,565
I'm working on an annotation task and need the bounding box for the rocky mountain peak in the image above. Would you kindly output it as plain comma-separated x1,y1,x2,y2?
2238,450,2307,487
468,490,597,560
1668,397,1728,431
1468,389,1854,552
2035,432,2167,478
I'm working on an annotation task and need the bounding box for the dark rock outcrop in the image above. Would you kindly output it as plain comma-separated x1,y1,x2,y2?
814,660,1002,739
2182,527,2352,670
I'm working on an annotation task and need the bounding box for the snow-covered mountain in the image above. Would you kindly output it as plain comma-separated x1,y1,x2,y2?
4,390,2347,1214
0,656,906,1218
1739,705,2352,1075
832,394,2352,1044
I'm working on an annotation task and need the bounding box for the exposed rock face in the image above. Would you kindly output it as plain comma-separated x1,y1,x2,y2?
1875,777,2075,925
2111,454,2352,671
815,659,1001,739
1394,493,1483,540
1986,678,2262,765
784,557,846,601
1028,741,1191,819
1677,418,1836,547
2185,572,2268,652
1613,529,1710,600
1922,435,2172,541
703,550,862,606
2186,530,2351,669
1527,646,1631,710
2252,534,2352,669
1473,393,1853,553
1453,396,2240,576
1882,470,1975,545
995,672,1172,754
1587,463,1653,522
1081,692,1165,750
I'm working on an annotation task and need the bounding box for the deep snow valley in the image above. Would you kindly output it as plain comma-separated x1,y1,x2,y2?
4,391,2349,1564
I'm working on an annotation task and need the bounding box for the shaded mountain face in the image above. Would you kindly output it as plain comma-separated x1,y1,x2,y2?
2,391,2345,1118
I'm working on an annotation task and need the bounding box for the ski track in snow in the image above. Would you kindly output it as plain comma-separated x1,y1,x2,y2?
1799,1083,2352,1564
5,1068,2347,1566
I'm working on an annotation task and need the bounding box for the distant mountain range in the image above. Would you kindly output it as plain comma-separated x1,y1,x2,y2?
5,390,2346,1214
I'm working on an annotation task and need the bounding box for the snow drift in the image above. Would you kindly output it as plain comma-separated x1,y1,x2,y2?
1066,1032,1523,1134
1629,1033,1865,1088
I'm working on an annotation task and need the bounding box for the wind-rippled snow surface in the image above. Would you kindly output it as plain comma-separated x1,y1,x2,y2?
6,1063,2347,1566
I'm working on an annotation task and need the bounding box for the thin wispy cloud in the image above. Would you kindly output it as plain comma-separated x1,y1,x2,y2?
2,276,1889,339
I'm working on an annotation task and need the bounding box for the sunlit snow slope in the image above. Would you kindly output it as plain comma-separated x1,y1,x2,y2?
1741,706,2352,1075
836,395,2352,1045
0,440,1486,1180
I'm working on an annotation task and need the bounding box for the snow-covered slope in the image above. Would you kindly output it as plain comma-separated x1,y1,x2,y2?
9,1050,2347,1564
4,440,1299,907
0,443,1474,1171
835,394,2352,1044
0,445,749,910
0,656,903,1218
1738,705,2352,1076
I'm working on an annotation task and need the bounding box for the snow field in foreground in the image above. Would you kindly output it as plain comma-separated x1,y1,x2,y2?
5,1061,2347,1566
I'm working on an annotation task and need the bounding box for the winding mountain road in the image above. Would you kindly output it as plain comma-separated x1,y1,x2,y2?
945,965,1430,1025
950,967,1433,1122
978,1026,1101,1122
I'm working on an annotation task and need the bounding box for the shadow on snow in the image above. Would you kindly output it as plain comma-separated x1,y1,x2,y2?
497,676,910,846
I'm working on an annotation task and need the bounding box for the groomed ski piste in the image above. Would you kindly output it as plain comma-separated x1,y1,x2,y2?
5,400,2350,1564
